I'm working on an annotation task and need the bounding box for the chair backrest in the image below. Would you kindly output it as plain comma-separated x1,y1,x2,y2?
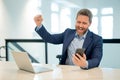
56,54,62,62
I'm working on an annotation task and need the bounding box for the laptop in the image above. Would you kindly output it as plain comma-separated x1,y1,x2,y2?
11,51,53,73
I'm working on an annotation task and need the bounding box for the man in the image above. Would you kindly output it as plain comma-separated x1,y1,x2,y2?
34,8,103,69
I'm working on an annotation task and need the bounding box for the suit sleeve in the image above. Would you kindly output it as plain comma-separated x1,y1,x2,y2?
87,36,103,69
35,25,64,44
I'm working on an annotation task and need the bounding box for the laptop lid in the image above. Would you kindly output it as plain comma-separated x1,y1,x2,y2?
11,51,52,73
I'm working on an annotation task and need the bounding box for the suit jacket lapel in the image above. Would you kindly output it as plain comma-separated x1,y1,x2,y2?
67,32,76,46
64,30,76,53
82,30,93,52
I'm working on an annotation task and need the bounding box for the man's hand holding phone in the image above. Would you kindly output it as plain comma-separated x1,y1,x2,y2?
72,48,87,68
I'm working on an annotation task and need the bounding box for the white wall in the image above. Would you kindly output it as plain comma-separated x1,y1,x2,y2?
0,0,40,46
84,0,120,38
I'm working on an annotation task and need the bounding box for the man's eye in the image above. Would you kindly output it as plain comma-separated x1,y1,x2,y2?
83,22,87,25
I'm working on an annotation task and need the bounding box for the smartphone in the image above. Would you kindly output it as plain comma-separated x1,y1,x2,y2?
75,48,85,59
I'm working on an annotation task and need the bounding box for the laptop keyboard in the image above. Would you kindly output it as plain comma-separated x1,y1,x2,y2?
32,64,52,73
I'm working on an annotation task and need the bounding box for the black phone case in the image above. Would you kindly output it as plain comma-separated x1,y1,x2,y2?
75,48,84,59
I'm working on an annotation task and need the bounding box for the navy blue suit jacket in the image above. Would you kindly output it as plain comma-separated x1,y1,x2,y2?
35,25,103,69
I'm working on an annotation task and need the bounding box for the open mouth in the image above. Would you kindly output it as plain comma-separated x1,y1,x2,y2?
79,27,84,30
78,27,84,31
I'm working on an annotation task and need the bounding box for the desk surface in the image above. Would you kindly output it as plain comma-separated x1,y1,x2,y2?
0,61,120,80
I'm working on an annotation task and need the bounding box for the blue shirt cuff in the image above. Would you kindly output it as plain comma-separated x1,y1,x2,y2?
36,25,42,31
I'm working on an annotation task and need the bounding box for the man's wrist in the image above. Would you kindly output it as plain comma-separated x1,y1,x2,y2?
81,61,88,69
36,24,43,31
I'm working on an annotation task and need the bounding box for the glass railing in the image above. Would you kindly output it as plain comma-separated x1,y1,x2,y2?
4,39,120,68
5,39,48,63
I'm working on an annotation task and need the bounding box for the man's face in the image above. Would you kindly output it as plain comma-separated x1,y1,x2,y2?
75,15,91,36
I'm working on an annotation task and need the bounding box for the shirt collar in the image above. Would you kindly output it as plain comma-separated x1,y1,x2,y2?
75,30,88,40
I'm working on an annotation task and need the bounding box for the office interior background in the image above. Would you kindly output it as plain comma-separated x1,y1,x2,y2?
0,0,120,68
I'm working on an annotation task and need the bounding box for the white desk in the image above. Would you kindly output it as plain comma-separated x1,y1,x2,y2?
0,61,120,80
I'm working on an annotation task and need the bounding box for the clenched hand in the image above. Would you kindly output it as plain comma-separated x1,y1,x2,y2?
34,14,43,27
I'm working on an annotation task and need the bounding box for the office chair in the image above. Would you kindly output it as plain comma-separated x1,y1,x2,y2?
56,54,62,62
0,46,5,61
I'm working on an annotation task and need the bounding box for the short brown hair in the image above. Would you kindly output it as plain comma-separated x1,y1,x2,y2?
76,9,93,23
